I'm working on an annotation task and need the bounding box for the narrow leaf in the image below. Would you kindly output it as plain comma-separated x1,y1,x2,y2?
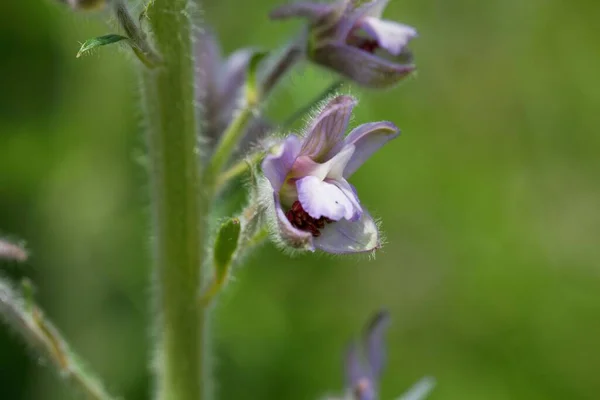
214,218,241,284
76,34,129,58
201,218,241,306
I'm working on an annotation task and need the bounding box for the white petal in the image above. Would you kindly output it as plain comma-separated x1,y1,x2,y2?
296,176,360,221
360,17,417,56
291,144,355,180
314,210,380,254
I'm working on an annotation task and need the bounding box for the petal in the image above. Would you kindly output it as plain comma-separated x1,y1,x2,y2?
313,43,415,88
363,310,390,380
296,176,361,221
338,121,400,178
345,341,365,389
358,17,417,56
269,2,336,22
291,144,355,180
195,29,222,100
273,193,315,251
262,135,302,191
337,0,390,39
330,179,363,221
220,48,254,106
345,341,377,400
314,209,380,253
195,30,223,140
300,95,357,161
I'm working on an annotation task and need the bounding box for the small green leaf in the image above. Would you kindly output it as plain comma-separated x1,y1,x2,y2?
213,218,241,284
201,218,241,306
76,34,129,58
245,51,268,106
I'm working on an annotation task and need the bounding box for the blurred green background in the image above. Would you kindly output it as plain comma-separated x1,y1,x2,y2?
2,0,600,399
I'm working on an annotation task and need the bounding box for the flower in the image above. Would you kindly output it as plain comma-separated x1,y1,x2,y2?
343,310,390,400
270,0,417,88
261,95,399,253
195,31,270,153
332,310,435,400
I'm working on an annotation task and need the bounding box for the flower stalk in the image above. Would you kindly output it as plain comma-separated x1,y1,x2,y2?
140,0,206,399
0,278,116,400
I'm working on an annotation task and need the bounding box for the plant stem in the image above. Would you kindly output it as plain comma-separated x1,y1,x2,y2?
140,0,206,399
204,41,302,193
214,151,265,193
0,279,116,400
203,106,254,193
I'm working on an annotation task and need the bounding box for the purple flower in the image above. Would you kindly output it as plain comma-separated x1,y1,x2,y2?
345,310,390,400
336,311,435,400
270,0,417,88
195,30,270,152
261,95,399,253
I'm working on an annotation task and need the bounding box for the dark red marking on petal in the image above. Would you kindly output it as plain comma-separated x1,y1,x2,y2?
285,200,334,237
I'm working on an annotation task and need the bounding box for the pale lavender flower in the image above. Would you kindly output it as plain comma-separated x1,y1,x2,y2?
332,311,435,400
196,31,270,152
270,0,417,88
345,310,390,400
261,95,399,253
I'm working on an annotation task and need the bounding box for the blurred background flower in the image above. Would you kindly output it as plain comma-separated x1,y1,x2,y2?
1,0,600,399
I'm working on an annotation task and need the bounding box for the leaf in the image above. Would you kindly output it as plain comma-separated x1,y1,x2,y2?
213,218,241,284
76,34,129,58
201,218,241,306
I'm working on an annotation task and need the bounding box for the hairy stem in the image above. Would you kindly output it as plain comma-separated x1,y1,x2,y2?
140,0,206,399
214,151,265,193
0,279,115,400
204,41,302,193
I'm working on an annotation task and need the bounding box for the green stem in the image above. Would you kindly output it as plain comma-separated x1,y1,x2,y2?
0,279,116,400
204,41,303,193
203,106,254,193
214,151,265,193
113,0,161,67
140,1,206,399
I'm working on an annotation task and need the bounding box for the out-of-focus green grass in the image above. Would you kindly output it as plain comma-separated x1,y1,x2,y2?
1,0,600,399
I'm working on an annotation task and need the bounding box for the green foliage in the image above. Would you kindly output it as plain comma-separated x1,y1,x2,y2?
76,34,128,58
213,218,241,284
